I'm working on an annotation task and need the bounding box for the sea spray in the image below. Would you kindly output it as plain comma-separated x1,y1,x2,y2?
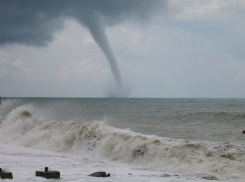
0,99,22,117
1,107,245,181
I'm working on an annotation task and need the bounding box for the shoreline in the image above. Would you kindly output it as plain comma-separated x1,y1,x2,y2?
0,143,223,182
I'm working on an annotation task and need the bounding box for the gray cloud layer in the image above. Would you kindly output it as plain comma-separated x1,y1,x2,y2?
0,0,163,46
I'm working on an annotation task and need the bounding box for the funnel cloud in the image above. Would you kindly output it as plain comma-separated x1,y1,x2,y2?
82,12,122,88
0,0,164,97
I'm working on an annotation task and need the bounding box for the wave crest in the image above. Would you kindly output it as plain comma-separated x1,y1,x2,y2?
1,107,245,181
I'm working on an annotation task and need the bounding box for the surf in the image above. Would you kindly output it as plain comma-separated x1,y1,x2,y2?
1,105,245,181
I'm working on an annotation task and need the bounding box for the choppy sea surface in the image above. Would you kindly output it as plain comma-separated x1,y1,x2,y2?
1,98,245,181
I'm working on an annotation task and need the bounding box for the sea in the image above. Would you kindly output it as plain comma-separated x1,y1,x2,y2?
1,97,245,182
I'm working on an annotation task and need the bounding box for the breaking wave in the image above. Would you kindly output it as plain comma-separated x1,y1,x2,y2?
1,104,245,181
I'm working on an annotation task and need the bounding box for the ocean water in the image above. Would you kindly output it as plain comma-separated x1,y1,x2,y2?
1,98,245,181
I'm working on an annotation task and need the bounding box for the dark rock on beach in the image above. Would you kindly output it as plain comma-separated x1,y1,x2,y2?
196,174,218,180
88,171,110,177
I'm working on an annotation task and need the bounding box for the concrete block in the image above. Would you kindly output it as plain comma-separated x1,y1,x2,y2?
36,167,60,179
0,168,13,179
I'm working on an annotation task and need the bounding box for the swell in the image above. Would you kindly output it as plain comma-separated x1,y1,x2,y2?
1,106,245,181
168,111,245,123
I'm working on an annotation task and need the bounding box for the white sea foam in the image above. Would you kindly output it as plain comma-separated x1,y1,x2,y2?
0,105,245,181
2,143,217,182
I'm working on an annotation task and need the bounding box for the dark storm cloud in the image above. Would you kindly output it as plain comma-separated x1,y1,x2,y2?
0,0,163,46
0,0,164,95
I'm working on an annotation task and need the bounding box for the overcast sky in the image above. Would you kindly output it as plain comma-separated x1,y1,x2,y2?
0,0,245,98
